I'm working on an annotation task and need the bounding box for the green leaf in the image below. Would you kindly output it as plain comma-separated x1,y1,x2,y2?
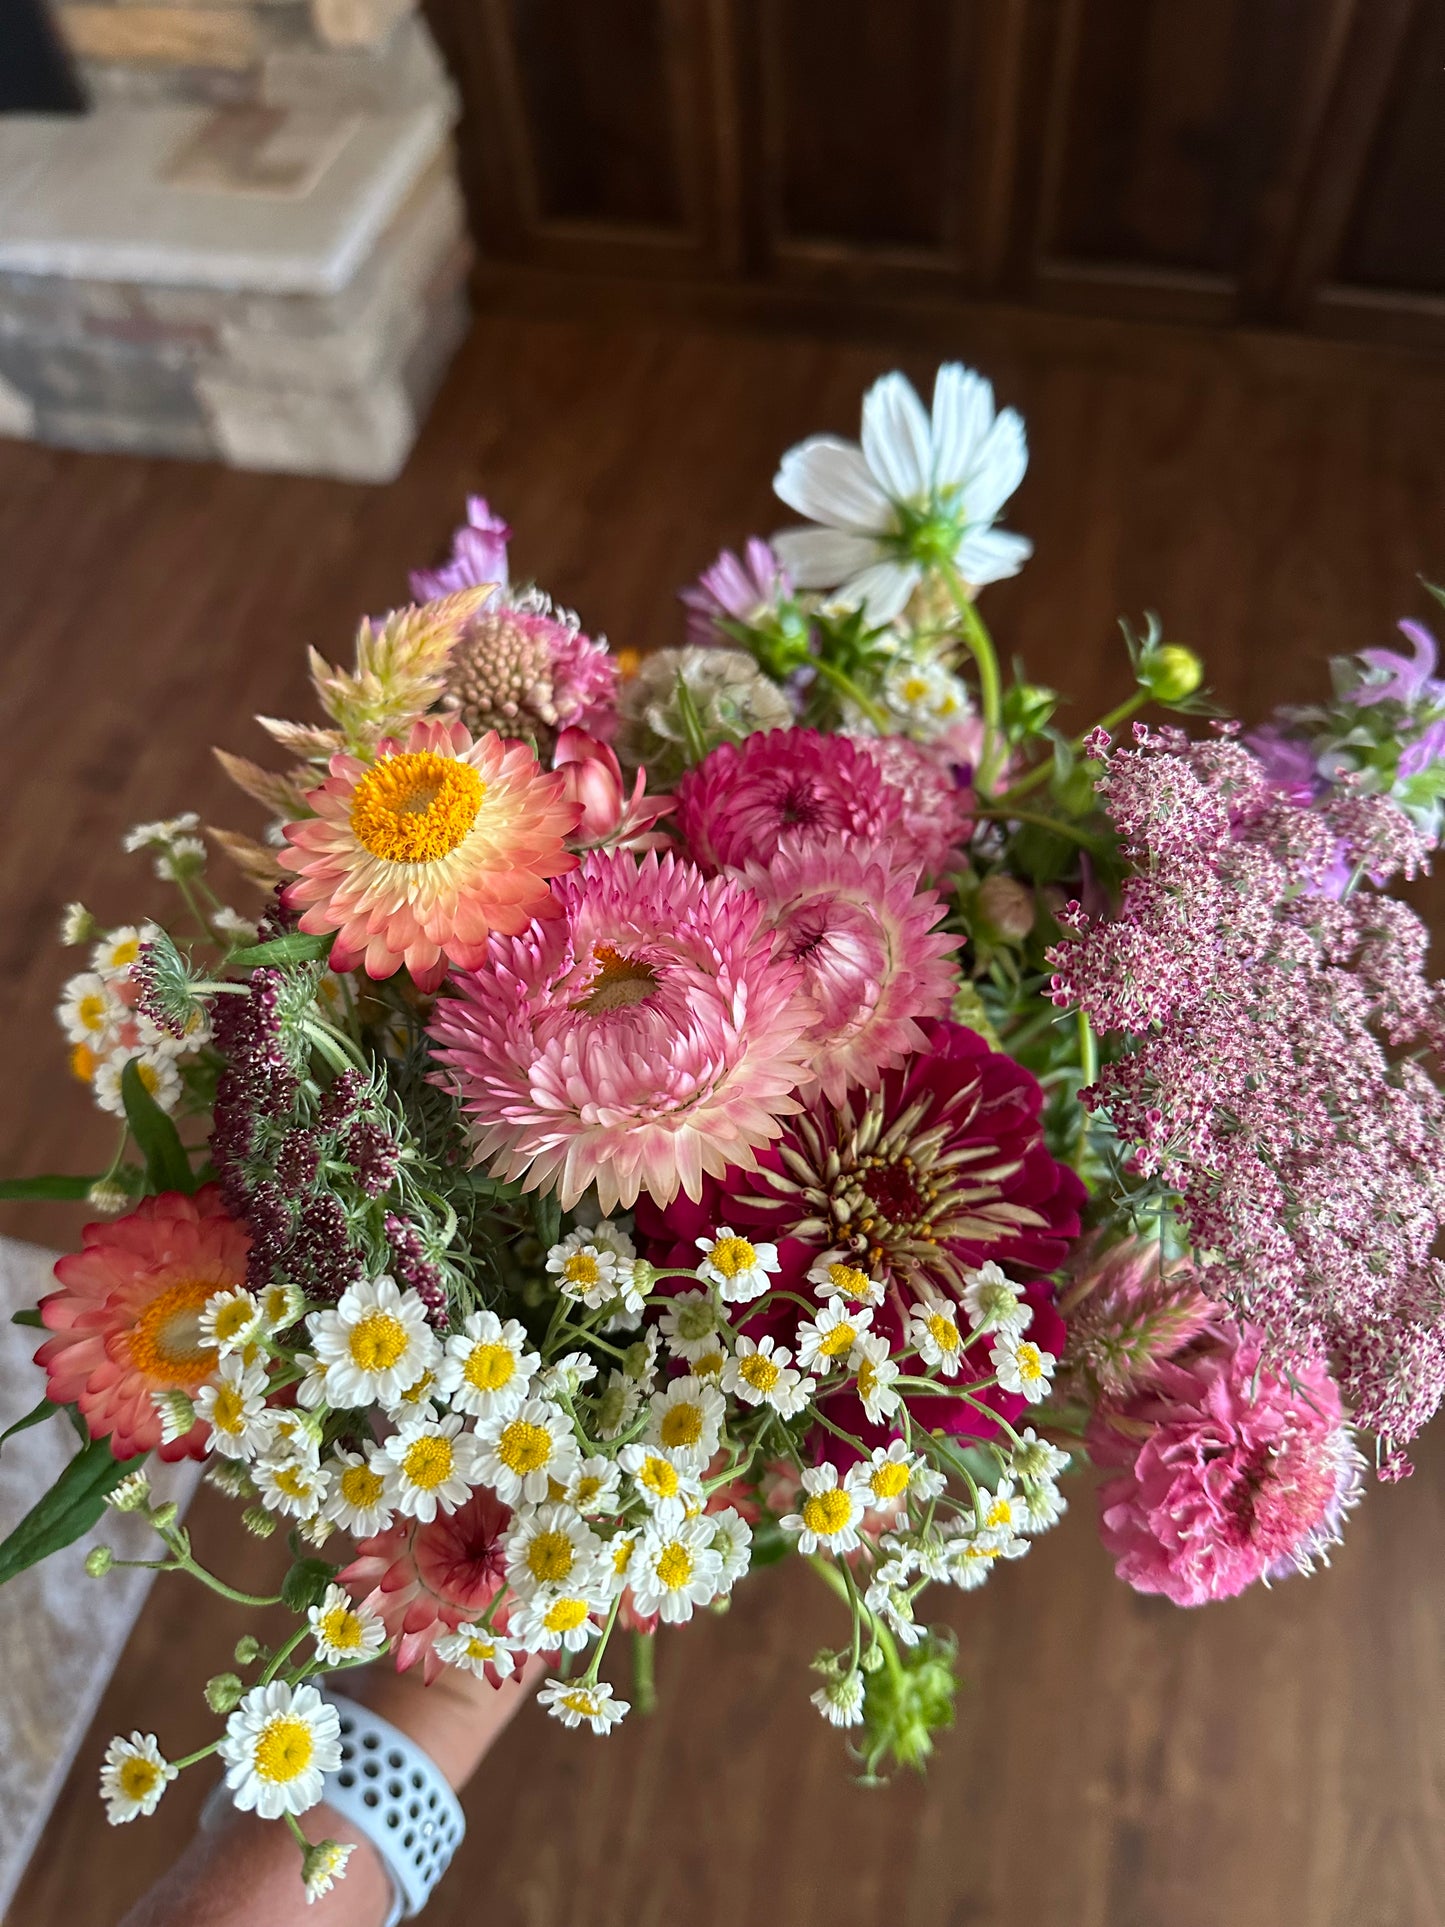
0,1174,98,1201
10,1309,43,1329
121,1059,195,1196
0,1397,58,1454
280,1557,338,1613
225,932,334,970
530,1189,561,1255
0,1437,129,1587
746,1516,791,1569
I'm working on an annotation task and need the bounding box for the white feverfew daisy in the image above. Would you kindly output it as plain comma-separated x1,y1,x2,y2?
974,1478,1033,1546
1022,1480,1067,1532
307,1276,439,1412
308,1584,387,1666
194,1355,270,1460
846,1440,929,1514
436,1308,538,1420
474,1397,581,1507
811,1670,866,1728
602,1529,640,1599
510,1585,603,1655
57,972,123,1046
564,1454,622,1516
433,1622,518,1682
991,1331,1055,1403
381,1414,485,1523
772,363,1032,623
695,1228,779,1305
94,1052,181,1119
708,1507,754,1589
863,1574,927,1644
321,1449,394,1537
629,1516,725,1624
155,835,207,882
540,1350,599,1398
645,1375,725,1466
796,1300,873,1376
546,1229,623,1306
383,1365,443,1425
252,1447,329,1522
807,1258,885,1309
91,922,157,974
100,1733,176,1823
780,1464,864,1556
1010,1427,1071,1484
218,1681,342,1821
302,1841,354,1906
880,655,973,741
121,816,200,858
152,1388,196,1446
618,1442,705,1525
721,1335,814,1418
294,1354,330,1411
257,1279,306,1333
538,1677,630,1734
658,1289,727,1363
907,1291,966,1378
850,1332,902,1425
503,1502,603,1600
592,1368,642,1442
199,1287,263,1356
962,1261,1032,1340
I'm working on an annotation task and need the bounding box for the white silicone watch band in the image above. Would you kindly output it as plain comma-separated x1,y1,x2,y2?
322,1690,466,1924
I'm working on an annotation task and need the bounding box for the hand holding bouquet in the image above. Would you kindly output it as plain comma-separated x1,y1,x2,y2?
8,363,1445,1902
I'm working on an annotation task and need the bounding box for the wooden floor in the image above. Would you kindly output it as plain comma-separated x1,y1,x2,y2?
5,301,1445,1926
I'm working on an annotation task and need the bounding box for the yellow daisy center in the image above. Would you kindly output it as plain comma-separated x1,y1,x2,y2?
638,1455,679,1499
319,1605,366,1651
655,1542,693,1590
578,943,658,1014
210,1385,247,1434
526,1529,576,1585
70,1043,98,1082
348,1310,410,1373
132,1061,163,1099
497,1419,552,1474
692,1350,725,1378
802,1489,853,1537
401,1435,454,1490
464,1343,515,1392
77,993,109,1032
210,1299,256,1345
562,1252,601,1287
986,1498,1012,1528
561,1688,599,1715
871,1462,911,1501
118,1757,162,1801
349,750,484,865
708,1236,757,1279
612,1536,635,1575
819,1322,856,1358
574,1475,603,1506
738,1352,781,1393
659,1403,704,1450
128,1276,218,1387
339,1464,385,1509
827,1263,872,1300
543,1597,590,1633
927,1312,960,1353
273,1465,315,1500
400,1370,435,1405
1015,1343,1045,1382
254,1716,315,1785
108,937,141,968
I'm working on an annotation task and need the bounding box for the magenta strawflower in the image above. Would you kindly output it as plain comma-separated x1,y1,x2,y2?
1092,1321,1363,1606
741,838,958,1103
429,849,813,1212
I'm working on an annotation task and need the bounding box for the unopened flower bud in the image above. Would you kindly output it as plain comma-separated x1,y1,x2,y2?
1139,644,1204,704
87,1179,131,1216
106,1469,152,1514
234,1634,263,1666
976,874,1035,943
242,1506,277,1539
84,1545,114,1578
149,1500,179,1534
860,1644,886,1674
205,1672,245,1715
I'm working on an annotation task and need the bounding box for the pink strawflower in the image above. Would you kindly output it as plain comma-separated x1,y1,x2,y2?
1048,727,1445,1460
552,727,674,854
280,716,579,993
1092,1322,1364,1607
854,734,975,878
337,1488,512,1683
410,496,511,601
741,838,957,1102
36,1186,249,1460
443,600,617,750
675,727,967,879
429,849,813,1212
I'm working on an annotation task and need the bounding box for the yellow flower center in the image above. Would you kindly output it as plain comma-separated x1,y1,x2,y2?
612,1536,635,1575
70,1043,98,1082
401,1370,435,1405
871,1462,911,1501
802,1489,853,1537
738,1351,781,1393
339,1464,385,1509
692,1350,725,1378
210,1385,247,1434
349,750,484,865
318,1605,366,1651
655,1542,693,1590
253,1715,315,1785
464,1343,515,1393
273,1465,315,1500
819,1322,856,1358
659,1403,704,1450
578,944,658,1014
1015,1344,1045,1382
856,1357,878,1399
562,1252,600,1287
543,1597,590,1633
401,1435,454,1490
986,1498,1012,1528
574,1475,603,1506
132,1061,162,1099
210,1298,257,1345
708,1236,757,1279
108,937,141,968
465,1635,496,1661
77,992,109,1032
118,1757,162,1802
561,1688,600,1715
348,1310,410,1373
926,1312,960,1354
526,1529,576,1585
127,1276,218,1387
638,1455,679,1499
496,1419,552,1474
826,1263,872,1300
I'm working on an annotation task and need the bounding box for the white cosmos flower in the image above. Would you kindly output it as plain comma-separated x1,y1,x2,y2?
433,1622,518,1681
473,1397,580,1506
199,1287,263,1356
780,1463,864,1555
307,1584,387,1666
962,1260,1031,1339
772,363,1032,622
720,1335,813,1418
630,1516,725,1624
907,1291,966,1378
321,1448,394,1537
695,1228,779,1304
991,1331,1055,1403
194,1355,270,1460
381,1414,486,1522
644,1375,725,1466
796,1300,873,1376
218,1681,342,1820
100,1732,176,1823
708,1507,754,1589
436,1308,539,1420
538,1677,630,1734
658,1289,727,1363
503,1502,604,1600
618,1443,705,1525
806,1258,884,1309
849,1332,901,1425
811,1670,866,1728
307,1276,439,1411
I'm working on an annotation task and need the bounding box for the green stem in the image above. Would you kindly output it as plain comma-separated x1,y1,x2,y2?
940,564,1003,790
261,1624,310,1685
972,807,1104,852
812,659,890,733
997,689,1148,804
170,1739,222,1773
176,1557,285,1609
631,1630,657,1717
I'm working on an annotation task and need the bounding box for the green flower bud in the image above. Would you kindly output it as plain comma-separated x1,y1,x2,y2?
84,1545,114,1578
1139,643,1204,704
242,1506,277,1539
106,1469,152,1514
976,874,1036,944
234,1635,263,1666
149,1500,179,1534
858,1632,959,1780
205,1672,245,1715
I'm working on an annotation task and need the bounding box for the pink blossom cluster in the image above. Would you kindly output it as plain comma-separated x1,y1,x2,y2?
1048,726,1445,1465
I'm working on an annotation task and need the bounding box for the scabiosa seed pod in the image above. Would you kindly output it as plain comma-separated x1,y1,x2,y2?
442,599,616,752
1059,1236,1215,1405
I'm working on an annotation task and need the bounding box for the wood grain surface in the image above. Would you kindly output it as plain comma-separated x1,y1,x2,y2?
3,306,1445,1926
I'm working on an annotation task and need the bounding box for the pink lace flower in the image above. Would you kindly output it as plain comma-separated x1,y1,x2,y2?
36,1186,249,1460
1092,1323,1363,1607
337,1488,512,1683
429,849,813,1212
741,838,957,1102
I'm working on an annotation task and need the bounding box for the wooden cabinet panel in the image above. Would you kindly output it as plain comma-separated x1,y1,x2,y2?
1334,5,1445,295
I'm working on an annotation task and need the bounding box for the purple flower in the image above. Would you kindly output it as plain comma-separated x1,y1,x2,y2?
680,538,791,648
1399,716,1445,779
1348,619,1445,709
410,497,511,603
1243,723,1321,805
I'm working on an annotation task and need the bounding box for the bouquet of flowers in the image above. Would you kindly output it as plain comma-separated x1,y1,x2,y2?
6,362,1445,1902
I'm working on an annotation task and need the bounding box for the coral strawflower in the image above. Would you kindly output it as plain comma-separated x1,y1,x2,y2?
337,1487,512,1682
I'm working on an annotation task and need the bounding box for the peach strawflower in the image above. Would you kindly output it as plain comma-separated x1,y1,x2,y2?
279,716,580,992
36,1186,250,1460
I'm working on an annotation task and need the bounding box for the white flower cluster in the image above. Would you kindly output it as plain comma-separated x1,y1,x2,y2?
55,922,202,1119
